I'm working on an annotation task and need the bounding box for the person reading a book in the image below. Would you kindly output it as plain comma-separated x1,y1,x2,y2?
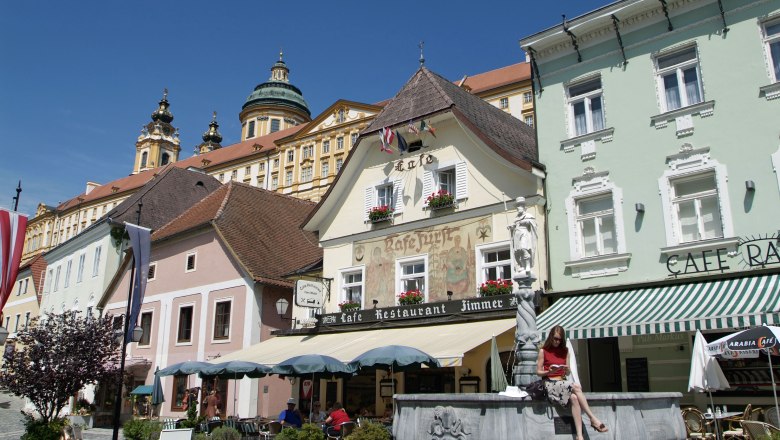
537,325,608,440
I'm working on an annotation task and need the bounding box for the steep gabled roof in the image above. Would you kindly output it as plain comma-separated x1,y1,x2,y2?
152,181,321,287
364,67,539,170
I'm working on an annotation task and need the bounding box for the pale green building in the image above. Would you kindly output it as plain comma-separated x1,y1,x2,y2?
521,0,780,410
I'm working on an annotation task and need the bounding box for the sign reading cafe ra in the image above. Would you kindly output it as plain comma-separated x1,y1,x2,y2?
394,153,435,172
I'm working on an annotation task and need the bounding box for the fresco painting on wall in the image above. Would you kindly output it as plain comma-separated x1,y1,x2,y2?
354,216,493,303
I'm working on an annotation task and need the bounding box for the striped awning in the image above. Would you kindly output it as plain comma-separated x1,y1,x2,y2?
537,273,780,339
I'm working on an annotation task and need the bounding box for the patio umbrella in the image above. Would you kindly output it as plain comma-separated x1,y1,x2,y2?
200,361,270,417
151,367,165,407
566,338,581,385
690,330,730,440
706,325,780,418
490,336,509,392
157,360,212,377
271,355,354,421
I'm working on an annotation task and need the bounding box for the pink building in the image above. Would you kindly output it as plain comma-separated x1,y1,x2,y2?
98,181,321,422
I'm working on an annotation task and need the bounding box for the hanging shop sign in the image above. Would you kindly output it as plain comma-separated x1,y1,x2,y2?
318,294,516,326
295,280,325,308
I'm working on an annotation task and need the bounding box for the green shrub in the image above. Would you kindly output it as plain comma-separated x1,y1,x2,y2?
210,426,242,440
345,420,391,440
298,423,326,440
21,413,66,440
180,415,206,429
758,433,780,440
193,433,209,440
276,426,302,440
122,418,162,440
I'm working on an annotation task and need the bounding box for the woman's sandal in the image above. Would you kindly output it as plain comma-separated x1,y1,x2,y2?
591,422,608,433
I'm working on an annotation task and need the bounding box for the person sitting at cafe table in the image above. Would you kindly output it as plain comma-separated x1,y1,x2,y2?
279,398,303,428
323,402,350,436
311,401,327,423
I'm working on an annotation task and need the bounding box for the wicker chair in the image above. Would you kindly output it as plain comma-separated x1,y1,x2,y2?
682,408,715,439
766,407,780,428
259,421,282,439
723,404,751,439
740,420,780,440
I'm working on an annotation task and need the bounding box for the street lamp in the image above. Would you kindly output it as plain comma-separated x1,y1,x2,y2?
275,298,289,318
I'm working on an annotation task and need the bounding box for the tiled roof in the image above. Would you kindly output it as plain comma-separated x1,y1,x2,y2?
152,181,321,287
105,166,222,231
459,63,531,94
19,253,48,304
364,67,539,170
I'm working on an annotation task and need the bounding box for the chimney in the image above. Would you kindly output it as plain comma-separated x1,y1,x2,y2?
85,182,101,195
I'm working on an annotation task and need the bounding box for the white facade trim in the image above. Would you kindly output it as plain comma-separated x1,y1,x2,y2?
773,143,780,195
395,254,429,304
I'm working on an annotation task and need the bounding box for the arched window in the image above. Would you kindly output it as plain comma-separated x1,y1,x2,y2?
141,151,148,168
161,153,170,166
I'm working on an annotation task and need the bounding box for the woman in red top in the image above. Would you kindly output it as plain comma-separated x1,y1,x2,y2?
537,325,608,440
324,402,351,436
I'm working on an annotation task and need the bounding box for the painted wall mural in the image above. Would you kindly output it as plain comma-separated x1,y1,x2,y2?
353,216,493,303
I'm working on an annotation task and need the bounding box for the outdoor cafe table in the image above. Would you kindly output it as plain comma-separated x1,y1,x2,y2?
703,412,742,440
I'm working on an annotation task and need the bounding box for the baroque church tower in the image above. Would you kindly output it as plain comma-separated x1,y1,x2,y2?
239,52,312,141
133,89,181,174
194,112,223,155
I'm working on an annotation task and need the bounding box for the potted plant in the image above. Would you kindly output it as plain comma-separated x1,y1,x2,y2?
368,205,394,222
339,301,361,312
479,279,513,297
398,289,424,305
66,398,95,429
426,190,455,210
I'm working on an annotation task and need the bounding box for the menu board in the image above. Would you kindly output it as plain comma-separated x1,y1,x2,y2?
626,357,649,392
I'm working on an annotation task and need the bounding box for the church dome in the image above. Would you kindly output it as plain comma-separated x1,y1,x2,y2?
242,56,311,117
151,89,174,124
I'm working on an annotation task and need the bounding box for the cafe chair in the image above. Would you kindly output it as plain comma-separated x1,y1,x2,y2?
765,407,780,428
741,420,780,440
681,407,715,439
723,404,751,439
240,419,261,438
326,421,356,439
259,421,282,439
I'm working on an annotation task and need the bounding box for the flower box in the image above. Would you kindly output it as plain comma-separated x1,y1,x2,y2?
426,190,455,210
339,301,360,312
67,414,93,429
398,289,425,305
479,279,513,297
369,205,394,223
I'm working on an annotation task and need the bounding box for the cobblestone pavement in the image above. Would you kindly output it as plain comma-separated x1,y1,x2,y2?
0,392,124,439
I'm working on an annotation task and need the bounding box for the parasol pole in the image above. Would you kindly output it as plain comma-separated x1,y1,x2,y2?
768,348,780,419
310,373,315,423
707,388,720,440
234,373,238,418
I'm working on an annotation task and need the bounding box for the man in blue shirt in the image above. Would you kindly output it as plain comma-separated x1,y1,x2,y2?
279,398,302,428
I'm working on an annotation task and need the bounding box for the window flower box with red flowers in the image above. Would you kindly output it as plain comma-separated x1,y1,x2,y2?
338,301,361,312
479,279,513,297
425,190,455,210
368,205,394,223
397,289,425,305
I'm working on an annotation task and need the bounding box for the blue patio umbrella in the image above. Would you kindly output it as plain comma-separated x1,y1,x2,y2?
151,367,165,406
156,361,212,377
200,361,270,417
349,345,440,372
271,354,354,421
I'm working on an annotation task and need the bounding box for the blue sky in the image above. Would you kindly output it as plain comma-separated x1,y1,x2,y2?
0,0,607,216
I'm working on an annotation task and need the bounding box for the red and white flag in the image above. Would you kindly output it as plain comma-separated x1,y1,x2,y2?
0,208,28,315
379,127,395,154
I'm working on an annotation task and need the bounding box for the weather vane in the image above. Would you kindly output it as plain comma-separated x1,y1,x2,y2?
419,41,425,66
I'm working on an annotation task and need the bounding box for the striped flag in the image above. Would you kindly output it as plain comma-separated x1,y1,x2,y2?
0,209,28,315
421,120,437,138
125,222,151,343
407,121,419,135
379,127,395,154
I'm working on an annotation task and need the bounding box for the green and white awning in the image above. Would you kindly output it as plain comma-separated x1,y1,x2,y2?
537,273,780,339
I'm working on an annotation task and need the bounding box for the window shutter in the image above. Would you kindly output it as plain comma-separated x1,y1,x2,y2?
364,186,373,222
393,179,405,214
422,170,433,207
455,162,468,200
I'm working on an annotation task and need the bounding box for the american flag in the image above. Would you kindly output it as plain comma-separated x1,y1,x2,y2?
0,208,28,315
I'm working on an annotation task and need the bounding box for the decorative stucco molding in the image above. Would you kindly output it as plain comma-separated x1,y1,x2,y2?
561,127,615,161
650,100,715,136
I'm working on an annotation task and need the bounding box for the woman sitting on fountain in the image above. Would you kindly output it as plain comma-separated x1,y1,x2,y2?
537,325,608,440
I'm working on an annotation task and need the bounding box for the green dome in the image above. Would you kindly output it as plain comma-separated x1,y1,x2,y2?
242,81,311,117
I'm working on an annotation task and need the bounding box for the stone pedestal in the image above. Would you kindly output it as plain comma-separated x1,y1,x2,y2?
513,275,539,388
393,392,686,440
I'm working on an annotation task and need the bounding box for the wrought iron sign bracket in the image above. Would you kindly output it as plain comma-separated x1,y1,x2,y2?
717,0,730,33
611,15,628,66
562,15,582,62
527,46,543,93
659,0,674,31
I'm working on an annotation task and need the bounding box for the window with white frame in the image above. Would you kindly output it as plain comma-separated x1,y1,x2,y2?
321,161,329,177
287,150,294,162
377,184,393,208
231,170,237,181
247,120,256,138
54,266,61,291
259,162,265,172
92,246,102,277
185,253,196,272
524,115,534,128
336,158,343,172
302,145,314,159
44,269,53,294
655,46,703,112
422,162,468,206
301,166,313,183
337,137,344,149
762,17,780,82
63,260,72,288
337,109,346,123
271,119,280,133
478,244,512,284
285,170,293,186
271,175,279,190
77,253,85,283
219,173,225,182
670,173,724,243
351,133,358,147
322,140,330,154
575,194,617,257
213,300,231,340
523,91,533,103
499,97,508,109
177,305,194,343
138,311,152,346
397,257,427,297
341,269,363,306
567,77,605,137
273,158,279,169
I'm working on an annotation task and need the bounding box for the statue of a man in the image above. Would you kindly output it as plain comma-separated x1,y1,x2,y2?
507,197,538,277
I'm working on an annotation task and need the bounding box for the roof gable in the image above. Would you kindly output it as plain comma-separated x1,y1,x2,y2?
278,100,383,143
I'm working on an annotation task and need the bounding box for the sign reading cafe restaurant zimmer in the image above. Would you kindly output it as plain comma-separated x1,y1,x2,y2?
318,294,517,326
